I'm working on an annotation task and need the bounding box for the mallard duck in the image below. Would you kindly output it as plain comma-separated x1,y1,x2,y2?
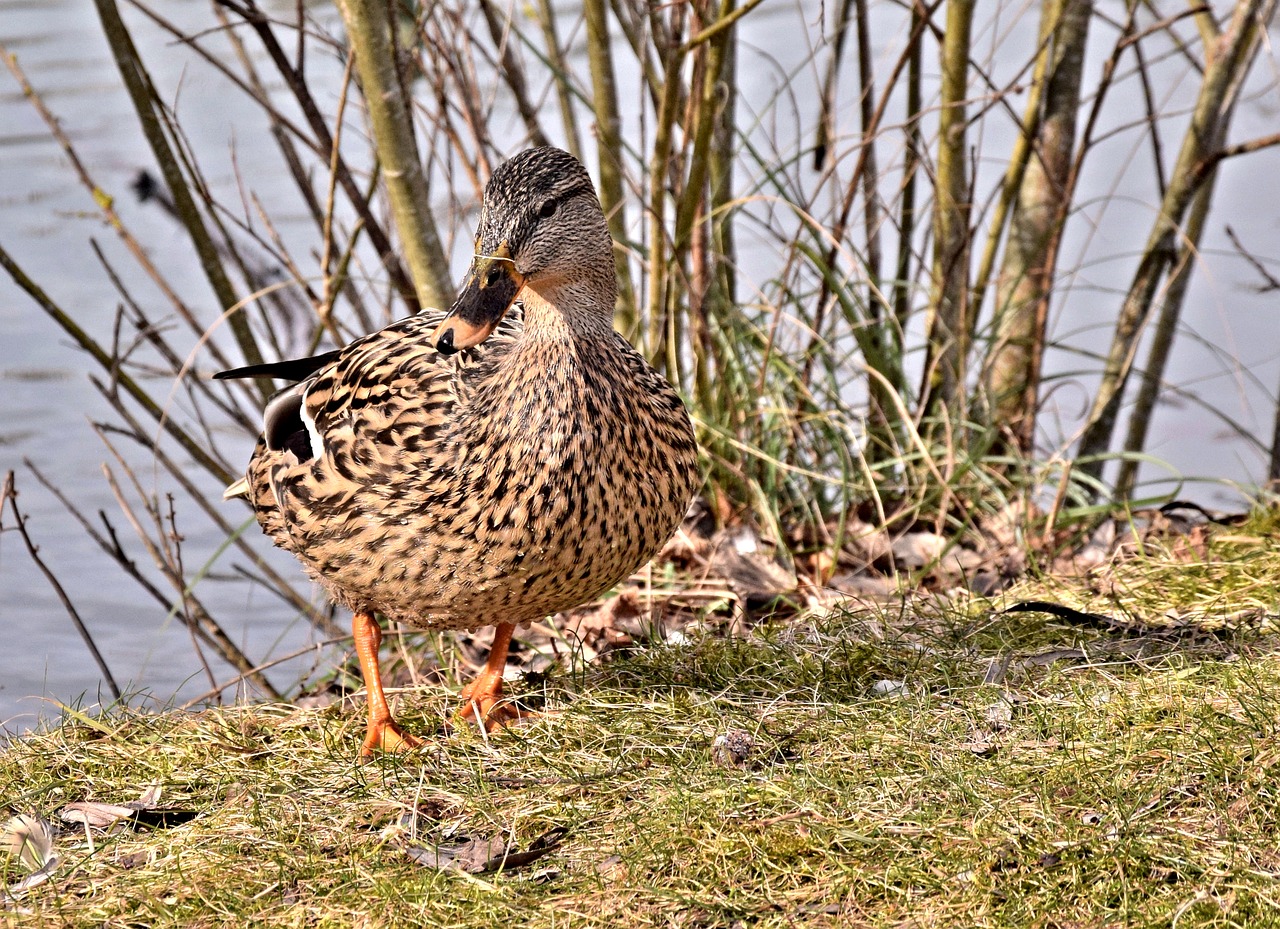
217,146,699,756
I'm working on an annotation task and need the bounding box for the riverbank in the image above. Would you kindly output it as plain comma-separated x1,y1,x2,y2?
4,505,1280,927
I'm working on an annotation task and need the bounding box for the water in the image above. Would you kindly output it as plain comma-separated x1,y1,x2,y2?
3,0,1279,733
0,0,340,731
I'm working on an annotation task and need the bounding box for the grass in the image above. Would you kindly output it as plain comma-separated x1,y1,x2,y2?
995,506,1280,635
5,594,1280,927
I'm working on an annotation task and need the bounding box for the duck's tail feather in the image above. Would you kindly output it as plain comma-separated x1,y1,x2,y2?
214,349,342,383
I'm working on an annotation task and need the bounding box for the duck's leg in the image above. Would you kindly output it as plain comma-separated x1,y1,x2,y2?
352,610,423,756
456,622,536,731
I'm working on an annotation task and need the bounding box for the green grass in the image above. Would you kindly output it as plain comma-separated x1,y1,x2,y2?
5,604,1280,927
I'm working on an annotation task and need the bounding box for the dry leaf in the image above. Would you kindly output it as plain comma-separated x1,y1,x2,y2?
707,529,797,609
60,802,139,829
560,590,645,652
135,784,163,809
406,834,505,873
59,784,196,831
891,531,948,568
405,826,568,875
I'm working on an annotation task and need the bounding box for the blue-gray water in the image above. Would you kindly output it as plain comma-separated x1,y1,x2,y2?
3,0,1279,733
0,0,338,731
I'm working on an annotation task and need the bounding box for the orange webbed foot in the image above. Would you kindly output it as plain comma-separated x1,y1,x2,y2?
454,679,542,732
352,610,425,758
359,717,424,758
448,621,545,733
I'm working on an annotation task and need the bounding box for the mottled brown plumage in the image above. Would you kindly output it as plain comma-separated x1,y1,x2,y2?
220,147,699,754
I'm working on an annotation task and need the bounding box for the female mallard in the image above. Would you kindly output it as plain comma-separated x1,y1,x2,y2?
218,147,699,755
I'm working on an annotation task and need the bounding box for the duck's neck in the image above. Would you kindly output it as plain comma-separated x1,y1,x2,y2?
518,282,617,346
476,283,618,428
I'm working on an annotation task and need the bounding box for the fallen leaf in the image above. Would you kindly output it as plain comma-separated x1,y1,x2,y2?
60,786,198,831
891,531,948,568
560,590,645,653
60,803,139,829
707,528,798,611
958,735,999,757
405,825,568,875
406,834,504,873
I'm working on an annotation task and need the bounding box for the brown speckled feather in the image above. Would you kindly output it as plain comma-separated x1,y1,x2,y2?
234,149,699,635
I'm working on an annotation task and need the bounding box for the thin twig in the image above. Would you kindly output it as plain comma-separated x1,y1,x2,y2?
178,635,350,710
213,0,423,314
1224,225,1280,292
1,473,122,701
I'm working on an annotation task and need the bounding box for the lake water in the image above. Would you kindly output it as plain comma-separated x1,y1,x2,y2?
0,0,345,731
3,0,1279,733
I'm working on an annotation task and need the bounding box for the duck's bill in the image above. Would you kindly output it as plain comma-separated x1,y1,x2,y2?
433,250,525,355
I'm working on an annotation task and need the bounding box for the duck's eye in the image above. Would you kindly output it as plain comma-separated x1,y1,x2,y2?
537,199,558,219
485,266,504,286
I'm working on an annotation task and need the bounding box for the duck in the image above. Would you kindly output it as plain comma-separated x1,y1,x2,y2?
217,146,700,756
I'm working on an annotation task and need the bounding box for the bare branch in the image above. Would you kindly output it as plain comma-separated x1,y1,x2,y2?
1,473,122,701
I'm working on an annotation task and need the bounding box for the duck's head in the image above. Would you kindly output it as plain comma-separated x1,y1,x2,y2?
433,146,616,355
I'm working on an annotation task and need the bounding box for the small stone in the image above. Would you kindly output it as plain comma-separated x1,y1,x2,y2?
870,679,909,698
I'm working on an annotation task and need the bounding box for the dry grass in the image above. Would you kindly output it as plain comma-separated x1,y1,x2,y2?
993,506,1280,635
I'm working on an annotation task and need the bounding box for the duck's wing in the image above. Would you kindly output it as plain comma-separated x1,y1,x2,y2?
247,308,522,479
302,316,454,466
